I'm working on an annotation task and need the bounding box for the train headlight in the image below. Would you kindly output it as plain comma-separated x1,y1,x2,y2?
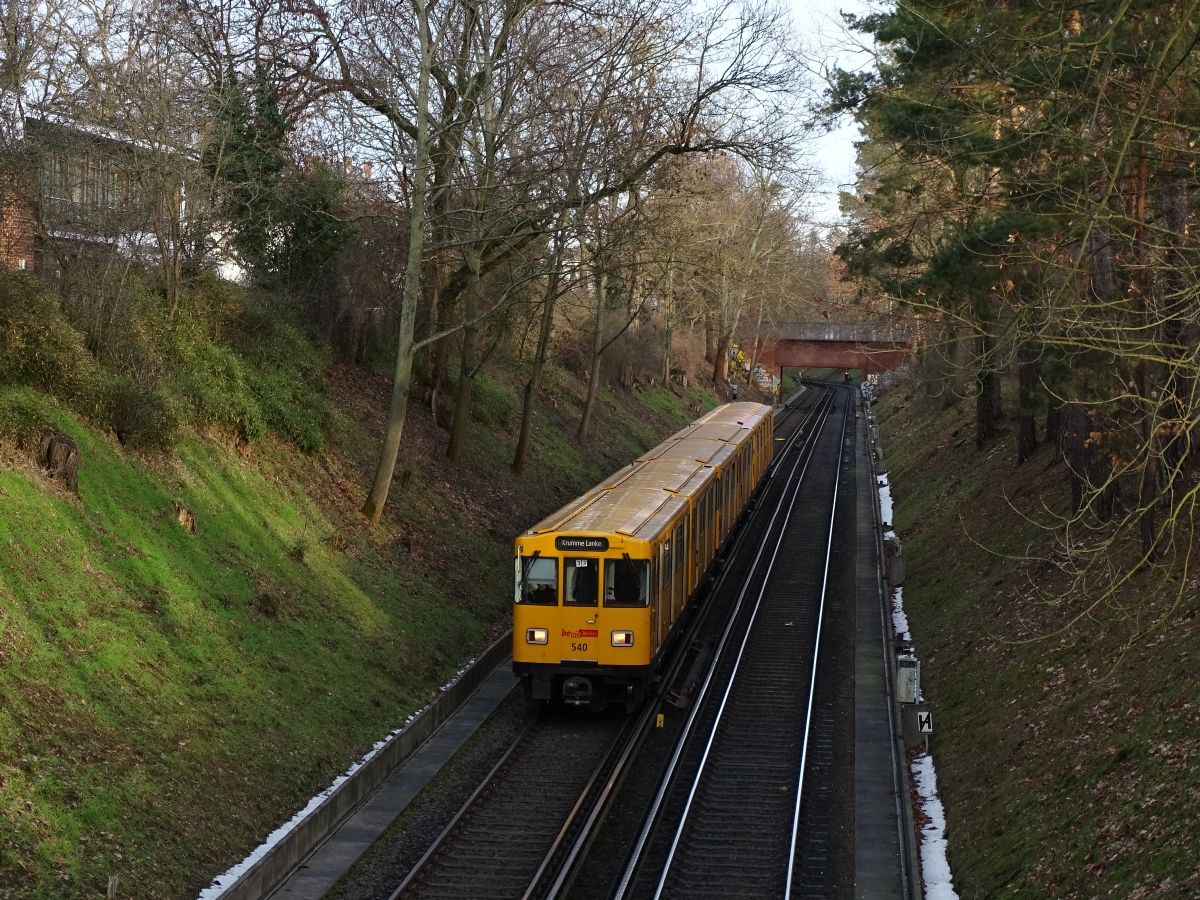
526,628,549,645
611,630,634,647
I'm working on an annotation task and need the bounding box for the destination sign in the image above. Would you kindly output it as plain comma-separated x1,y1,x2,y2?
555,536,609,552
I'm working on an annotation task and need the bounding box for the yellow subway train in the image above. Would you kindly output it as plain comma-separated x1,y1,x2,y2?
513,401,775,709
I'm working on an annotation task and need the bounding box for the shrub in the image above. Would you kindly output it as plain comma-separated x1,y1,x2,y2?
62,269,162,372
0,271,98,402
165,317,265,442
0,387,49,449
103,373,182,450
231,304,336,452
3,268,338,454
178,272,251,341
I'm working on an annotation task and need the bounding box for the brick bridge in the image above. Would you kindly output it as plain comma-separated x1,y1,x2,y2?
747,321,912,379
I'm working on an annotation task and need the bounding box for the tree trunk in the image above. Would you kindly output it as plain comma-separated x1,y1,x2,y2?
38,426,80,495
513,263,561,474
1132,153,1157,561
1159,137,1190,485
1015,350,1040,465
446,315,477,464
662,266,674,385
577,268,606,442
1062,403,1091,515
1137,355,1159,559
704,313,716,363
362,1,431,525
975,333,1001,447
1045,402,1063,464
747,298,765,391
712,325,731,385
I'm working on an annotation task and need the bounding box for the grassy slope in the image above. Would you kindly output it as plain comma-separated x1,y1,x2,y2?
877,386,1200,898
0,362,716,898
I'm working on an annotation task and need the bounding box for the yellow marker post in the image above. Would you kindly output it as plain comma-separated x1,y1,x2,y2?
656,713,665,728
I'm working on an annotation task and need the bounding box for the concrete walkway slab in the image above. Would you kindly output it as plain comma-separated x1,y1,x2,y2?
854,400,908,899
267,665,520,899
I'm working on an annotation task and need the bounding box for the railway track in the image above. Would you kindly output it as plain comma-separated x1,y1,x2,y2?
390,710,628,900
610,387,852,900
384,386,840,900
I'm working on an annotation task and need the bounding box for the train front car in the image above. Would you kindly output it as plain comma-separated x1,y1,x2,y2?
514,521,658,710
512,401,773,710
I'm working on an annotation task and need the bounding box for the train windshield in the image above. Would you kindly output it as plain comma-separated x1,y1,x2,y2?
564,557,599,606
604,558,649,607
519,556,558,605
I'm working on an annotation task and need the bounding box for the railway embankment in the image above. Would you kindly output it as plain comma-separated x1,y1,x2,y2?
0,353,719,897
873,382,1200,897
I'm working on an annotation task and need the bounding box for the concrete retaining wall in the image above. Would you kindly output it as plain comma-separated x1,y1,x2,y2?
213,632,513,900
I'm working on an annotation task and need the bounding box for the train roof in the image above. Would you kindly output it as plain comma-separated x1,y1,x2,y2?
612,456,707,492
522,401,771,541
562,488,690,540
638,438,729,465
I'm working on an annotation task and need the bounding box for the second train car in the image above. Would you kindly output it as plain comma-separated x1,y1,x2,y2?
513,401,774,709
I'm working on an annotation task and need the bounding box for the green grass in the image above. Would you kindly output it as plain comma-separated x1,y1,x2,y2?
0,355,719,897
876,386,1200,898
630,383,715,426
0,412,488,896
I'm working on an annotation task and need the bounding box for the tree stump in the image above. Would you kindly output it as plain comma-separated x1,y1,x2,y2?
173,500,197,536
37,427,80,495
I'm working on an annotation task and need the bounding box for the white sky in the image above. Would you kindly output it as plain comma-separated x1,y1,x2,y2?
787,0,878,228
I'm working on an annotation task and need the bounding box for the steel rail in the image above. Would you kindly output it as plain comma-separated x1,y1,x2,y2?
534,387,833,900
529,691,660,900
647,393,846,900
611,387,838,900
783,394,850,899
519,714,641,900
385,714,540,900
387,389,828,900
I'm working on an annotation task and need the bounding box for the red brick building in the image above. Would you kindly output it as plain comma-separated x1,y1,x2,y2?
0,183,34,271
0,114,182,276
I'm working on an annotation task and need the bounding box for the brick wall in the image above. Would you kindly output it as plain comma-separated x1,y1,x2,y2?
0,184,35,272
756,339,912,378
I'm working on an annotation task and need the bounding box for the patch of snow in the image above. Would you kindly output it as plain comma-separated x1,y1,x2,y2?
877,475,893,527
196,661,476,898
912,753,959,900
891,587,910,642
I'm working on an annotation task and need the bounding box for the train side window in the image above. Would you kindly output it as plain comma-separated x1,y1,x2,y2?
604,558,649,607
519,556,558,605
564,557,599,606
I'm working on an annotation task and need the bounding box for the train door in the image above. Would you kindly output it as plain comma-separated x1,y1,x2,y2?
715,477,723,543
650,552,660,657
723,474,732,540
673,522,687,618
704,490,713,564
561,555,603,663
690,506,699,599
729,453,739,511
660,539,673,648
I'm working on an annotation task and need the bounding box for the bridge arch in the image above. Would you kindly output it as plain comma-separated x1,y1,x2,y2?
746,321,911,380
